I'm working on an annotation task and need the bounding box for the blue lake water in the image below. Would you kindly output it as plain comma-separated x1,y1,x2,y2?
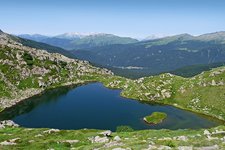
0,83,222,131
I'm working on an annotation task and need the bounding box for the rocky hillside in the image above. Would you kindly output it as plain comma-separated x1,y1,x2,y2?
103,67,225,120
0,30,113,110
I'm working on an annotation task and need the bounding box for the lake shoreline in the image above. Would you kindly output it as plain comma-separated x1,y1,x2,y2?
0,82,223,131
1,80,225,126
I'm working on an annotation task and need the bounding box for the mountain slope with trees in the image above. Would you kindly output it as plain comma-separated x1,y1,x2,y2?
72,32,225,76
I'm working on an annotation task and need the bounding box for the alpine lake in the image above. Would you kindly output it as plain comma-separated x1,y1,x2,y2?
0,83,223,131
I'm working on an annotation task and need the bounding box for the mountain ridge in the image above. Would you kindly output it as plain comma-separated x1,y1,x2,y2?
18,32,138,50
0,30,75,59
72,31,225,76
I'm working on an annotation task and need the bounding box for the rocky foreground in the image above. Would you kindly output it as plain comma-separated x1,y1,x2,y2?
0,121,225,149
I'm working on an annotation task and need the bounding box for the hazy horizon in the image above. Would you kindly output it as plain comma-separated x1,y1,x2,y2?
1,0,225,38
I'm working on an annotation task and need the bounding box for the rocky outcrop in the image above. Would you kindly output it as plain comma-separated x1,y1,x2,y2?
0,120,19,129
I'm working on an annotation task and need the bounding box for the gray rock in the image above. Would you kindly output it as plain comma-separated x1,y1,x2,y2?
178,146,193,150
100,130,112,136
0,120,19,129
104,141,124,148
0,141,17,145
114,136,121,141
112,148,128,150
90,136,109,143
177,136,188,141
62,140,79,144
158,145,172,150
204,129,210,135
43,129,60,134
0,138,20,145
211,80,217,86
196,145,219,150
147,145,157,150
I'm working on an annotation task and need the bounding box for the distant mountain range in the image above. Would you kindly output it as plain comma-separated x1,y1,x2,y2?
72,31,225,75
4,32,74,59
18,33,138,50
15,30,225,77
17,34,49,42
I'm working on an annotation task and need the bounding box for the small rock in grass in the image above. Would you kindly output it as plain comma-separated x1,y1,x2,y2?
196,145,219,150
104,141,124,148
89,136,109,143
43,129,60,134
0,138,20,145
158,145,172,150
0,141,17,145
63,140,79,144
177,136,188,141
0,124,4,129
114,136,121,141
35,134,43,137
29,140,35,143
158,137,172,140
112,148,129,150
204,130,210,135
147,145,157,149
178,146,193,150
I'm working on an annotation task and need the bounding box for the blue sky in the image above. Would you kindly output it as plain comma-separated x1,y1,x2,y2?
1,0,225,38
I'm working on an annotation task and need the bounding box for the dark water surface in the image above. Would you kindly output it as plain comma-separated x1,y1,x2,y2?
0,83,222,131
